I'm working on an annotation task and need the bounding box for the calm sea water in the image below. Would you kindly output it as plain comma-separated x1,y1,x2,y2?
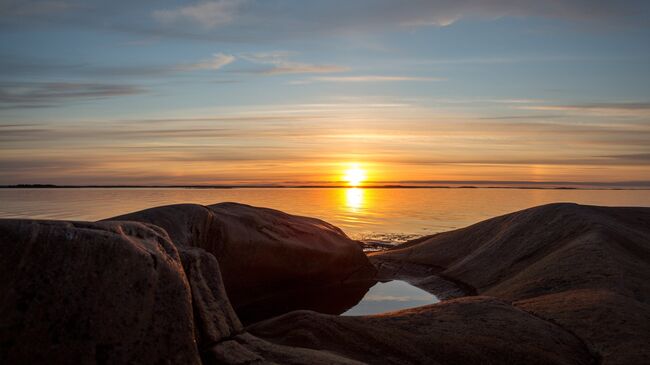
1,188,649,240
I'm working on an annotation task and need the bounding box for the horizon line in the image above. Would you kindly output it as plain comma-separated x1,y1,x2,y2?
3,180,650,190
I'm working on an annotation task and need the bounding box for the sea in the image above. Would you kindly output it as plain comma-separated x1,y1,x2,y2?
1,187,649,242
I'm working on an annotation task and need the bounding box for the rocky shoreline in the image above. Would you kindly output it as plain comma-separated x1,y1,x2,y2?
1,202,649,364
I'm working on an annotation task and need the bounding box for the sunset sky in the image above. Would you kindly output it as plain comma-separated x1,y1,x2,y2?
1,1,649,186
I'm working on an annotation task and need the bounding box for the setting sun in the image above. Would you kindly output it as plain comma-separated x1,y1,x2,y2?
343,165,366,187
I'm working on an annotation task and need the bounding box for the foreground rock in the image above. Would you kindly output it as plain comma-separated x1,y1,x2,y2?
108,202,376,322
3,202,648,364
249,296,596,365
0,218,366,365
371,203,650,365
0,220,204,364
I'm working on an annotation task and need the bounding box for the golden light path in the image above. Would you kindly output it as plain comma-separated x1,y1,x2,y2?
345,188,364,210
342,164,367,211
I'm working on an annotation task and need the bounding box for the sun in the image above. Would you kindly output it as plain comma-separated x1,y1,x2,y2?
343,165,366,187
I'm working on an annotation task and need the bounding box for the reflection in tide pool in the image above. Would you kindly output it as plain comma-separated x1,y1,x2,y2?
342,280,439,316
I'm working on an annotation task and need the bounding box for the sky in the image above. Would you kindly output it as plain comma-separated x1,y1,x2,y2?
1,0,649,186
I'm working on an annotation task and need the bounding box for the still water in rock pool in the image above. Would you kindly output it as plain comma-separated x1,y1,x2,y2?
237,280,440,323
342,280,439,316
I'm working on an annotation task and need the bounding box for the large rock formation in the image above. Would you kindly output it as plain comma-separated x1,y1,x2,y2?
2,202,648,365
370,203,650,365
249,296,596,365
108,202,376,322
0,217,369,365
0,219,205,364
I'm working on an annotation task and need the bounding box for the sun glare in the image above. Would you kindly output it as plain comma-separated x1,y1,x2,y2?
345,188,364,210
343,165,366,187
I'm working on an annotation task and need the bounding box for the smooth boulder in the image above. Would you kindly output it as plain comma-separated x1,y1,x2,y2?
249,296,596,365
0,217,370,365
371,203,650,365
108,202,377,321
0,219,204,364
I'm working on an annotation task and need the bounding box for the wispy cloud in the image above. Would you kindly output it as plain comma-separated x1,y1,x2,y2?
152,0,245,29
260,64,346,75
0,53,236,79
143,0,650,40
0,51,345,79
517,102,650,116
0,82,145,109
0,0,74,17
297,75,444,83
3,1,648,42
601,153,650,161
238,51,347,75
2,107,649,184
178,53,236,71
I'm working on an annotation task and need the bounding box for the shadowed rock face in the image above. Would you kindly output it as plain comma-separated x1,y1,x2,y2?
177,246,243,348
369,203,650,365
235,280,372,324
204,332,365,365
249,297,596,365
2,202,648,365
515,289,650,365
0,220,204,365
0,218,366,365
108,202,377,322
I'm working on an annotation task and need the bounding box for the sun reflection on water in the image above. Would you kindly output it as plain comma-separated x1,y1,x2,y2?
345,188,364,211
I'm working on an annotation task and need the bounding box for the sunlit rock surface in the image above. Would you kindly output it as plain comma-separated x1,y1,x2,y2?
108,202,377,322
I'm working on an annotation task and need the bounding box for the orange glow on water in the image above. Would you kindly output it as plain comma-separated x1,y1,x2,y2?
345,188,364,210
